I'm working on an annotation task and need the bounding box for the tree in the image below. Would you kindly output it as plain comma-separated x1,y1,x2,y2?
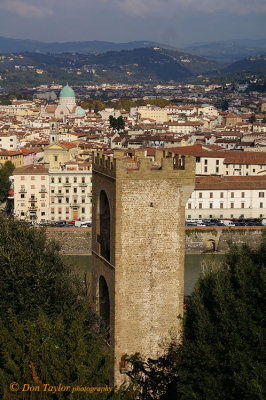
0,309,112,400
249,114,256,132
94,102,99,114
125,236,266,400
0,215,82,324
0,161,15,203
221,100,229,111
249,114,256,124
0,99,12,106
109,116,125,132
0,217,123,399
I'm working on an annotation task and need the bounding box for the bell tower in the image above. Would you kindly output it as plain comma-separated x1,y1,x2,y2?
49,120,59,144
91,149,195,386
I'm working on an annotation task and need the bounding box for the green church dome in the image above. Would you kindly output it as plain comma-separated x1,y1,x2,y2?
76,106,85,116
59,83,75,98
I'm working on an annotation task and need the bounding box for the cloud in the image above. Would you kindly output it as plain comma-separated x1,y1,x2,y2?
99,0,266,17
1,0,266,20
0,0,54,18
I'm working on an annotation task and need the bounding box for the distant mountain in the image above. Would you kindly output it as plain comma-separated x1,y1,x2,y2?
0,36,179,54
0,47,221,87
183,39,266,63
223,54,266,74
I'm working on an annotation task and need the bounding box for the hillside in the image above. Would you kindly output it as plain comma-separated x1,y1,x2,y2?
0,47,220,87
0,36,177,54
223,54,266,73
184,39,266,63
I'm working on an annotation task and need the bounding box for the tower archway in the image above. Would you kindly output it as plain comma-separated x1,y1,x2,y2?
99,276,110,327
99,190,110,262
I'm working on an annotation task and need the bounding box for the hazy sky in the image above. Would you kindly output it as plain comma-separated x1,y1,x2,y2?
0,0,265,46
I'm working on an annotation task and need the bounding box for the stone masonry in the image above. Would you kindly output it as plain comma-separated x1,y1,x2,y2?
90,149,195,387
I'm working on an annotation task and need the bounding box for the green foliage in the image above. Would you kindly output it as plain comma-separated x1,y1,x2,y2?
0,99,12,105
94,102,99,114
109,116,125,132
124,237,266,400
221,100,229,111
0,308,112,399
0,161,15,203
249,114,256,124
0,215,82,324
0,217,120,399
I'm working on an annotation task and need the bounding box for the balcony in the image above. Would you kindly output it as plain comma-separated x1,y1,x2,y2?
63,182,71,186
19,188,26,193
70,203,80,207
28,198,37,202
39,188,47,193
55,193,64,197
28,206,37,211
79,182,87,187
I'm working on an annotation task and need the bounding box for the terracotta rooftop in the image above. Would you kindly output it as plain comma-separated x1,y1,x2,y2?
13,164,49,175
196,175,266,190
224,152,266,165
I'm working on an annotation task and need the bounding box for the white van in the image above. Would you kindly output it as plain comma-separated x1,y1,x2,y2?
80,220,92,227
221,220,235,227
262,219,266,226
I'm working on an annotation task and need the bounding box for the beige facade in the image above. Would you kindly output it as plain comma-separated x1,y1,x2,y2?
137,106,169,123
91,149,195,386
49,163,92,222
198,105,218,117
43,142,78,168
14,163,92,222
186,176,266,219
0,134,18,150
261,103,266,113
14,165,49,221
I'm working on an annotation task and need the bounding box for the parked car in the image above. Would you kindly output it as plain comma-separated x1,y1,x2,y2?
69,219,79,225
55,220,66,227
80,222,92,227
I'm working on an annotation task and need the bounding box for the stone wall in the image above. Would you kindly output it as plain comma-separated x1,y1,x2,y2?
185,226,265,253
46,226,265,255
46,227,92,254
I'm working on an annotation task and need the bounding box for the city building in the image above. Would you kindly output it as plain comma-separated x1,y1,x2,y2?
13,164,49,221
13,162,92,222
186,176,266,219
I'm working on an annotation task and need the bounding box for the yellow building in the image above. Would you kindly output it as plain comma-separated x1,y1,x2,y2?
43,142,78,168
138,105,169,123
0,150,23,168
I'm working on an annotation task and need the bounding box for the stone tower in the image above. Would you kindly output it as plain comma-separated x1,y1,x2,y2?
49,120,59,144
91,149,195,387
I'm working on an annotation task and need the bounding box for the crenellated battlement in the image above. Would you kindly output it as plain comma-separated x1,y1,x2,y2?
92,149,195,181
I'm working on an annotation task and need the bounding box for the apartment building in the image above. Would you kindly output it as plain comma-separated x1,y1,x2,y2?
137,106,169,123
14,162,92,222
49,162,92,222
13,164,49,221
186,176,266,219
0,133,18,150
0,150,23,168
170,146,266,176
